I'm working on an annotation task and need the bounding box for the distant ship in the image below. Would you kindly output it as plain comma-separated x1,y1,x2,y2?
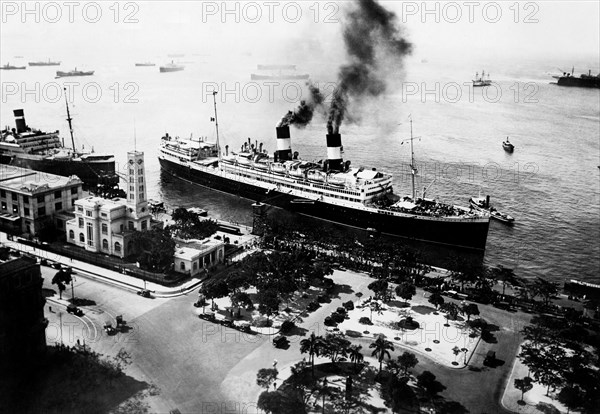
0,101,116,189
553,68,600,89
1,63,26,70
469,195,515,224
135,62,156,67
56,68,94,78
160,61,184,73
29,59,61,66
158,98,490,251
251,65,309,80
472,71,492,87
502,138,514,153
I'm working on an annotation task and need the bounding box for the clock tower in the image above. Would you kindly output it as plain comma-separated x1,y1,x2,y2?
126,150,148,218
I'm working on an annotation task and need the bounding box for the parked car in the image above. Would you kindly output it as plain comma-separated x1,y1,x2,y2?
272,335,288,348
484,350,496,366
137,289,151,298
66,304,83,316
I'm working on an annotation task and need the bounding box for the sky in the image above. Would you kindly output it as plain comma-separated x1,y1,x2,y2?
1,1,599,69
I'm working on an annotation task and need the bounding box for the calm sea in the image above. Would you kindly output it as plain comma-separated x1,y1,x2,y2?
1,55,598,284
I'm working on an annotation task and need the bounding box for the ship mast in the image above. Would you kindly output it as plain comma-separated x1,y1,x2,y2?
63,87,76,152
211,91,222,164
409,118,416,200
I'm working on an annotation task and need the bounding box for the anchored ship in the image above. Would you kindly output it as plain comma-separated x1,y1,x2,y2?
158,95,490,250
56,68,94,78
472,71,491,87
29,59,61,66
553,68,600,89
0,102,116,189
160,61,185,73
135,62,156,67
1,63,26,70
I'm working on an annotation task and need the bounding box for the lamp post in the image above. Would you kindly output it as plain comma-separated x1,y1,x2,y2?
322,377,328,414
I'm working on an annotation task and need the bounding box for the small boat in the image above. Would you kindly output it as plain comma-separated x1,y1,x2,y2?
502,138,514,153
160,61,184,73
56,68,94,78
473,70,492,87
135,62,156,67
29,59,61,66
1,63,26,70
469,195,515,224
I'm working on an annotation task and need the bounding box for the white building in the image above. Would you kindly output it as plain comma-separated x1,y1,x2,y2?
173,238,225,276
66,150,152,258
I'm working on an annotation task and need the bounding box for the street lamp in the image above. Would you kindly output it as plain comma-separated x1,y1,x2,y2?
322,377,328,414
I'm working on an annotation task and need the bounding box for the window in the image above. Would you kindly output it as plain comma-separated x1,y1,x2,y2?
23,196,29,204
55,202,62,211
130,186,134,191
138,177,144,183
128,221,134,230
0,190,5,198
37,195,44,203
71,187,78,195
129,169,134,175
87,223,93,246
129,194,134,200
37,206,46,216
54,190,62,199
12,205,18,213
79,233,84,242
24,207,30,217
79,218,84,228
141,220,147,230
69,230,74,239
101,223,107,234
86,210,92,217
129,177,134,183
180,262,185,270
11,193,17,201
102,239,108,250
114,242,121,252
101,212,107,218
77,206,83,212
1,201,6,211
193,262,198,270
139,185,144,193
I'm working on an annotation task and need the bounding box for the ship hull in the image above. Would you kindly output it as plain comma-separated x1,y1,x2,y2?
159,157,490,250
556,77,600,88
0,154,115,188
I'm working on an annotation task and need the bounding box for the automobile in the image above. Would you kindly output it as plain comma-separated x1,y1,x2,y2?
137,289,151,298
104,323,117,335
66,304,83,316
272,335,288,348
484,350,496,366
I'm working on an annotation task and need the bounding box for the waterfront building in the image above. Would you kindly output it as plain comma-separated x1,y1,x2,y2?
173,237,225,276
65,150,153,258
0,256,47,365
0,165,82,236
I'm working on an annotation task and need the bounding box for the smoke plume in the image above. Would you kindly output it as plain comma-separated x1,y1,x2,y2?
327,0,412,134
277,83,325,128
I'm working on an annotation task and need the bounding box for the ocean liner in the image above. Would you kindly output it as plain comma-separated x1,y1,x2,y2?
553,69,600,89
0,105,116,188
158,97,490,250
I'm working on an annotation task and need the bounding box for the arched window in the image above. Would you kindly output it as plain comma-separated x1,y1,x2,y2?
102,239,108,250
79,233,84,242
114,242,121,253
69,230,74,239
180,262,185,270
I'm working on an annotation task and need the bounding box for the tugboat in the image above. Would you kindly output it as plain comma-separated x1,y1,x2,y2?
56,68,94,78
502,137,514,153
472,71,492,87
157,95,491,251
1,63,26,70
29,59,61,66
553,68,600,89
469,195,515,224
159,61,184,73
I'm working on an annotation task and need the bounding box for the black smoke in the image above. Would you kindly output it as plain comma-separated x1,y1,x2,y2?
328,0,412,134
278,83,325,128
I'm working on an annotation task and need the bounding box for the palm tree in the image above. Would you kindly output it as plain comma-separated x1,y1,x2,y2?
348,345,364,370
300,332,324,377
370,335,395,374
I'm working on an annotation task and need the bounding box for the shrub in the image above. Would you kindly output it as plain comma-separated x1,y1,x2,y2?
323,278,334,287
280,320,295,334
359,317,373,325
307,302,320,312
343,301,354,311
331,312,345,323
252,316,272,328
336,307,347,315
324,316,337,327
346,330,362,338
317,294,329,303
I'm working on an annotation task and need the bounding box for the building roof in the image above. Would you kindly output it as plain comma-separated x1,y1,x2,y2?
174,246,201,261
76,196,126,211
0,165,81,195
0,256,38,279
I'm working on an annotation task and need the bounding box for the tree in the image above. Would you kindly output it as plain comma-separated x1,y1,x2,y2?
558,386,582,413
382,374,410,413
417,371,446,397
257,289,281,322
321,334,351,365
514,377,533,403
395,282,416,303
230,291,253,315
531,277,559,307
440,302,459,325
288,360,318,409
348,345,364,370
397,351,419,376
129,228,176,272
428,292,445,310
200,280,229,310
461,303,480,321
257,391,302,414
52,269,72,300
447,255,481,292
490,265,521,296
368,279,389,301
256,368,279,391
300,332,325,377
370,335,395,374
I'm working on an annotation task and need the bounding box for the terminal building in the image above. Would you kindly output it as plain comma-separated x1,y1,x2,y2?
66,150,154,258
0,165,82,236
